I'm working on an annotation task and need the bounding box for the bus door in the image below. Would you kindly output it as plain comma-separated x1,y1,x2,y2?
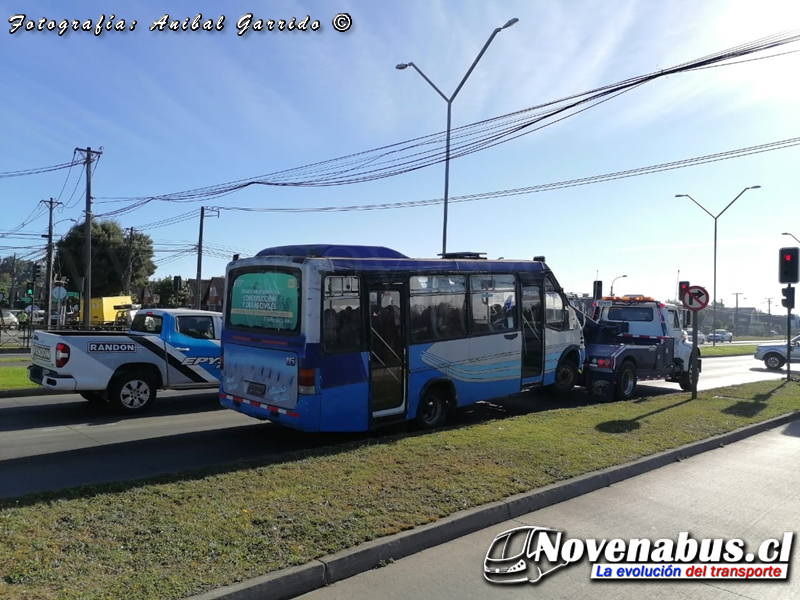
520,278,544,380
368,281,407,418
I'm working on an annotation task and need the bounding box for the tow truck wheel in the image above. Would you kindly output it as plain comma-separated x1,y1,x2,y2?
109,372,156,414
552,358,578,394
764,353,785,370
614,362,637,401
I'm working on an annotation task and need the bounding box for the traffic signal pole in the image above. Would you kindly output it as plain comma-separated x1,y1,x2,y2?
779,247,798,381
788,284,793,382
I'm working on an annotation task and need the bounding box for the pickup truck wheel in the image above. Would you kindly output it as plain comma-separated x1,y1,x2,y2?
109,373,156,414
614,362,637,401
552,359,578,394
80,391,105,405
764,353,785,370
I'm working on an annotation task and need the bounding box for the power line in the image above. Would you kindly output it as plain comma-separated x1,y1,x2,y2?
209,135,800,214
0,159,83,179
91,30,800,218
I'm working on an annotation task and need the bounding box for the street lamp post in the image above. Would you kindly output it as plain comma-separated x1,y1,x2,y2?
782,232,800,244
675,186,761,346
610,274,627,296
396,17,519,256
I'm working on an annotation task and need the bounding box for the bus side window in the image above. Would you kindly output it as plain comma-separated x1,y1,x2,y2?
469,274,517,334
544,276,566,331
323,276,362,353
410,275,467,343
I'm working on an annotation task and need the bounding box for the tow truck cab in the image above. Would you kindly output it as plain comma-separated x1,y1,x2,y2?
583,295,699,400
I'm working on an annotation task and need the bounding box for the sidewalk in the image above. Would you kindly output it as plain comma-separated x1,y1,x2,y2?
186,411,800,600
290,419,800,600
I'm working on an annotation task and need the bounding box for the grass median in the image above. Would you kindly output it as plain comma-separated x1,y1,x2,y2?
0,366,34,390
700,344,758,357
1,379,799,600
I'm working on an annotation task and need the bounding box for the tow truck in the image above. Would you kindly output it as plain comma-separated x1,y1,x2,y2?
580,295,699,401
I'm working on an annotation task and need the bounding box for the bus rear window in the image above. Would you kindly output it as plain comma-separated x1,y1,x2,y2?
227,270,300,333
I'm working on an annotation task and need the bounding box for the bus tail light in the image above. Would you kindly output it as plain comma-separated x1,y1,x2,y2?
55,342,70,368
299,368,316,395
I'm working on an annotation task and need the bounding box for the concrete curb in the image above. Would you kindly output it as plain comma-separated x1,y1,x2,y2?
0,346,29,355
184,410,800,600
0,387,71,399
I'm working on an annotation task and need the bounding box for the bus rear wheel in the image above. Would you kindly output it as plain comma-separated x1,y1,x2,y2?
552,358,578,394
416,388,448,430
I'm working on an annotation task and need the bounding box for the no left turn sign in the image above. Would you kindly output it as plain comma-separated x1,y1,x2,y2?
682,285,710,311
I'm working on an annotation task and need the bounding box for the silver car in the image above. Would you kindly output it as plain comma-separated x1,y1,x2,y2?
755,334,800,370
707,329,733,343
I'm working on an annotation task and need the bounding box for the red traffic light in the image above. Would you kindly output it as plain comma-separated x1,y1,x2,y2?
779,247,799,284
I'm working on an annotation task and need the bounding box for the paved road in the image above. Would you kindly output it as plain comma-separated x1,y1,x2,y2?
0,356,785,499
297,421,800,600
643,354,785,393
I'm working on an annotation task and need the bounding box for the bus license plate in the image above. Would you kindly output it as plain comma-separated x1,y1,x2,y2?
247,381,266,397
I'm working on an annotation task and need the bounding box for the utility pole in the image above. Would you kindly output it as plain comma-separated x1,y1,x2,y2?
123,227,136,295
9,253,17,307
41,198,63,330
765,297,773,336
732,292,745,336
76,146,103,328
195,207,219,309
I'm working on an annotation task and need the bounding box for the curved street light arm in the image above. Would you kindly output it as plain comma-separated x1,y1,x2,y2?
406,62,449,102
451,28,503,102
716,186,759,219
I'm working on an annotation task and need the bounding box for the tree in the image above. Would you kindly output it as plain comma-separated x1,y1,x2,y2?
149,275,190,308
55,220,156,297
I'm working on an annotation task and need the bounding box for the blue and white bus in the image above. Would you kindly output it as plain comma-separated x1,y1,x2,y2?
219,245,584,433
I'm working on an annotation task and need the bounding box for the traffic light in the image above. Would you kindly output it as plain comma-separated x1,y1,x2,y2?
782,286,795,310
779,247,799,284
592,280,603,300
32,263,41,281
173,276,182,296
679,281,690,301
25,282,33,296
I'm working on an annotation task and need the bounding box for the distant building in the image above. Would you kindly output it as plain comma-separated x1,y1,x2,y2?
186,276,224,311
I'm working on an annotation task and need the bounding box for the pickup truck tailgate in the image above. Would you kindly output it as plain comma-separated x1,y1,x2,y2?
30,332,60,369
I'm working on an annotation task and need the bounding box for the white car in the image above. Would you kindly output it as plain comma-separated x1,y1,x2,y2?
1,309,19,329
685,330,705,345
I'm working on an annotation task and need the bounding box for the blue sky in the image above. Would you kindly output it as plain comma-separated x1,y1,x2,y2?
2,0,799,313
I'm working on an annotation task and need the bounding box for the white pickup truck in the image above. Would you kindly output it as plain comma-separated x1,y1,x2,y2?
28,308,223,413
755,334,800,370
